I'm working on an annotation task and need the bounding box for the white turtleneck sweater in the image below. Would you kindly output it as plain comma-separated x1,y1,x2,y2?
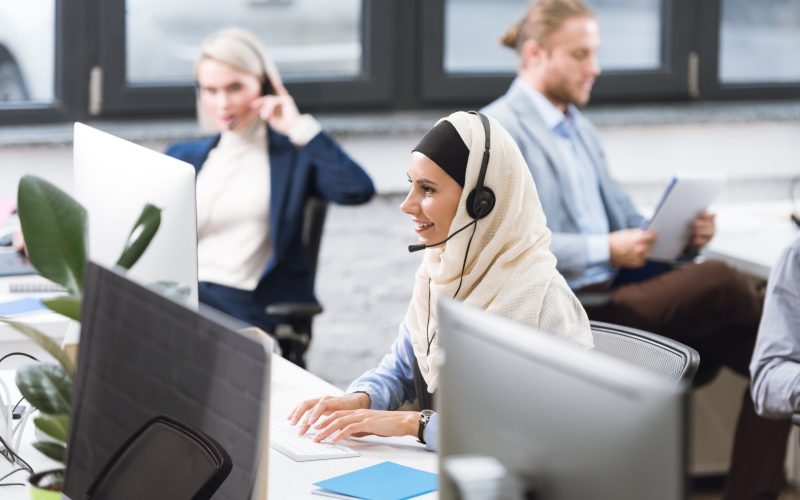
195,115,321,291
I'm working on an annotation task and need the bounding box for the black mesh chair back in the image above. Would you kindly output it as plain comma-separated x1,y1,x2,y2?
86,415,232,500
267,196,328,367
303,196,329,284
590,321,700,385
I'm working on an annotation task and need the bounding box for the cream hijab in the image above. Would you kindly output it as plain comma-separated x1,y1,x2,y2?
405,111,593,392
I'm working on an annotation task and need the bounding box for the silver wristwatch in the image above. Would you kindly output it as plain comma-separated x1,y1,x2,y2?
417,409,434,444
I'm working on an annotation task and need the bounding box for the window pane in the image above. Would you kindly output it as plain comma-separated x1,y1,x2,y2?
0,1,56,103
444,0,661,74
126,0,362,85
719,0,800,84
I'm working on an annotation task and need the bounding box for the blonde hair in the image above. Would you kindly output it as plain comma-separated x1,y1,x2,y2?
194,28,285,132
500,0,594,52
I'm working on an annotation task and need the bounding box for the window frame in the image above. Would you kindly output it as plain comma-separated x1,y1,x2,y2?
96,0,396,116
0,0,89,125
2,0,800,125
695,0,800,100
419,0,693,106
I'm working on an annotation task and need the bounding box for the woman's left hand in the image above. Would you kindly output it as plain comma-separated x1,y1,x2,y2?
251,93,301,136
310,409,419,444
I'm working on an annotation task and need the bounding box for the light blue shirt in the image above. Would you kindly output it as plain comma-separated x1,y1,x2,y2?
347,323,438,451
521,85,613,288
750,236,800,418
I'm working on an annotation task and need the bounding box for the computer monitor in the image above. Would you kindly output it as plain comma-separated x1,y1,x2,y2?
64,262,271,500
73,122,198,305
437,299,687,500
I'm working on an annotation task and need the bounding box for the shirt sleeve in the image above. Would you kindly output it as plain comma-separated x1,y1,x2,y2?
347,323,418,411
586,233,611,266
287,114,322,147
750,238,800,418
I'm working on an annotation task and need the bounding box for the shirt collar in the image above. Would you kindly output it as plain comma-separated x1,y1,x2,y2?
518,79,578,138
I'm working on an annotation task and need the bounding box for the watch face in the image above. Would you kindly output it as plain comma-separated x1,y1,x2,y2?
421,409,434,419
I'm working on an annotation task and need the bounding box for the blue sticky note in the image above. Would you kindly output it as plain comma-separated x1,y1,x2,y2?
313,461,437,500
0,298,46,316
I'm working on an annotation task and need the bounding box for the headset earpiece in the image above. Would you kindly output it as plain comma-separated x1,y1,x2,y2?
261,78,272,97
466,111,495,220
466,187,496,219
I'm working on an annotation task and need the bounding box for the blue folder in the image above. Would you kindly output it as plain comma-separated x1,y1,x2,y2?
313,461,437,500
0,297,46,316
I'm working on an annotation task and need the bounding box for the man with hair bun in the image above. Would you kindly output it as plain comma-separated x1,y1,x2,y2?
483,1,789,498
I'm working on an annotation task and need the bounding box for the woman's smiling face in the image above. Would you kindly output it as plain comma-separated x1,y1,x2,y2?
400,152,463,247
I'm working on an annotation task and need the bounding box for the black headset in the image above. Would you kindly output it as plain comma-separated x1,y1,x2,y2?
407,111,497,253
466,111,496,220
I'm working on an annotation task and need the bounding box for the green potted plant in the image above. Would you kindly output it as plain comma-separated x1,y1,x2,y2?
0,175,162,498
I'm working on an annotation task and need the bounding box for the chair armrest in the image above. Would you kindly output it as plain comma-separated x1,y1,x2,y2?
265,302,323,319
576,291,612,310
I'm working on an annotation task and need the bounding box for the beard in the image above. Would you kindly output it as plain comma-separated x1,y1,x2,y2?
544,78,592,108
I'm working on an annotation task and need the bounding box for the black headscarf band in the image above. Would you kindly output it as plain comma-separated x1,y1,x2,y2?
412,120,469,188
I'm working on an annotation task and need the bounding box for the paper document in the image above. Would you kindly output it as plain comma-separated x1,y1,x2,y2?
646,173,726,261
313,461,437,500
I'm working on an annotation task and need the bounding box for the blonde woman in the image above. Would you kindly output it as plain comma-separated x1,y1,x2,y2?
165,28,374,342
289,111,592,450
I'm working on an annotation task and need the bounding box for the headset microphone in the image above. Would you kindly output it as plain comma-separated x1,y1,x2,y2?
407,219,478,253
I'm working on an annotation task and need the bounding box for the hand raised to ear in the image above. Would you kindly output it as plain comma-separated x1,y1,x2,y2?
251,94,301,136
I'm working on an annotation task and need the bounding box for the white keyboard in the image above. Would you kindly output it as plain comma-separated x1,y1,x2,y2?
270,425,360,462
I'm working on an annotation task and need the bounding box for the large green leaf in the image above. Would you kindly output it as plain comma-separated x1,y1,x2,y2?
115,204,162,270
0,319,74,376
32,441,67,463
34,414,70,443
17,176,88,296
16,363,72,415
42,295,81,321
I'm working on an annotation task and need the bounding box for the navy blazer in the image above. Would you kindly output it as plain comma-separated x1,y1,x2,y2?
166,125,375,330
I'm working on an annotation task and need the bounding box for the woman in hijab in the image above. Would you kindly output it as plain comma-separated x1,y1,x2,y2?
165,28,374,338
288,111,592,450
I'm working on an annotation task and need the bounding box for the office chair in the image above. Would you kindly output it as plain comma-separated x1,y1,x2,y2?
590,321,700,385
86,415,232,500
266,196,328,368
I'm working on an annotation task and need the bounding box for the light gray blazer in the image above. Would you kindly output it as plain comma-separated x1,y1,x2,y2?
482,78,645,281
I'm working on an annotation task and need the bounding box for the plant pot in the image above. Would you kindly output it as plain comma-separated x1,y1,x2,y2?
28,469,64,500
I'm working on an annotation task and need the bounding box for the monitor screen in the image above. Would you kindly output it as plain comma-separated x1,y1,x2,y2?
437,299,687,500
64,262,272,500
73,122,198,305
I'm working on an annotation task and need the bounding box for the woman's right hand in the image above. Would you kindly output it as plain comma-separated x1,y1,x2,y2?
288,393,370,436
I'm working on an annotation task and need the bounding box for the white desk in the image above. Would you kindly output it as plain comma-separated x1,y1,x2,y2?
703,201,798,280
3,356,438,499
268,356,437,499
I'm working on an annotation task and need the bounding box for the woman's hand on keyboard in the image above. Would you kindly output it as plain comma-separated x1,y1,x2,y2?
309,409,419,444
288,393,370,436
